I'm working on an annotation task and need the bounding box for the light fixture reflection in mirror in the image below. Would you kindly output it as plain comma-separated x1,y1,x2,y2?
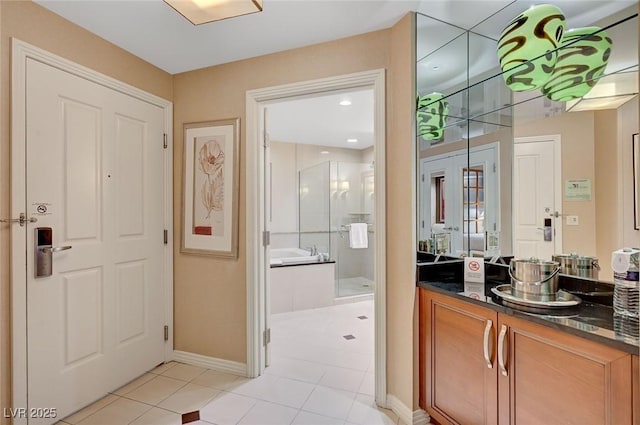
497,3,566,91
417,92,448,142
543,27,613,102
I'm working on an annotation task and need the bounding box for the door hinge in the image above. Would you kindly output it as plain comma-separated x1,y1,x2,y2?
263,328,271,346
164,325,169,341
493,163,496,173
421,174,424,182
421,220,424,229
263,131,270,149
262,231,270,247
164,229,168,244
163,133,168,149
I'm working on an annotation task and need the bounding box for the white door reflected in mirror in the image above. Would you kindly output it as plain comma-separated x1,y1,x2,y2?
420,143,499,256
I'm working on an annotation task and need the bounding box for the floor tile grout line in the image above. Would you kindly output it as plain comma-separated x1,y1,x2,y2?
123,400,155,425
64,392,121,424
71,393,154,425
270,354,372,373
115,376,189,413
63,394,125,425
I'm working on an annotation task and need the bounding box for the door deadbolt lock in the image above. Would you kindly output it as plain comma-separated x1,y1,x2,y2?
35,227,72,278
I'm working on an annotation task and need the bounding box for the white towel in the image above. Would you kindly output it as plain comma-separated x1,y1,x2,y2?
349,223,368,249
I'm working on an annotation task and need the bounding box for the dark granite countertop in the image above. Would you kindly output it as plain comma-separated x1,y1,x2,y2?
417,261,639,355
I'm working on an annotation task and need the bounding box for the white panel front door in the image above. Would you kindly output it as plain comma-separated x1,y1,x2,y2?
25,58,165,423
513,136,562,260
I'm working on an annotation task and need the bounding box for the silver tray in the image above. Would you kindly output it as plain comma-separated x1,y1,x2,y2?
491,284,582,308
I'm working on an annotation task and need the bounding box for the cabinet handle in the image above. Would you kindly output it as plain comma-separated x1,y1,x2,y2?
498,324,508,377
483,319,493,369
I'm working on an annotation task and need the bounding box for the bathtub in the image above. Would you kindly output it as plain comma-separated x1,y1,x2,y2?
270,248,319,266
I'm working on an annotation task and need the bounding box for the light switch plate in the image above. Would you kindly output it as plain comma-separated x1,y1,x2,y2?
566,215,579,225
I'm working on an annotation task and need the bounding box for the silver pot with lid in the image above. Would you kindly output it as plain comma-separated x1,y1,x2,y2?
509,258,561,301
575,255,600,279
552,253,578,275
551,253,600,279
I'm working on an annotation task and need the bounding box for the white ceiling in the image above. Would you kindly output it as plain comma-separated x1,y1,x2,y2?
267,88,374,149
34,0,638,149
34,0,531,75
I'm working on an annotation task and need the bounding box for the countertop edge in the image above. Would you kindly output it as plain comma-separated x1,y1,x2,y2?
418,281,640,355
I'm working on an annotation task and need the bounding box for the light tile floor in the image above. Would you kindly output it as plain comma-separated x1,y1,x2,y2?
57,300,405,425
335,277,374,297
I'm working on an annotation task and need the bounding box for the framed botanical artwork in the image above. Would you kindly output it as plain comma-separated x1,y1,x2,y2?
182,119,239,257
634,133,639,230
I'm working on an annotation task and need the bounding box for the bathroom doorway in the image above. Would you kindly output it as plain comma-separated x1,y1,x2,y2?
245,70,387,405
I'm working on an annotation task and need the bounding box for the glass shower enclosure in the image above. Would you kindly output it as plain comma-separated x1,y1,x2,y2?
299,161,375,298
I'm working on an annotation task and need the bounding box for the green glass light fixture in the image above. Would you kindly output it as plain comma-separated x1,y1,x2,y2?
417,92,448,142
542,27,612,102
497,4,566,91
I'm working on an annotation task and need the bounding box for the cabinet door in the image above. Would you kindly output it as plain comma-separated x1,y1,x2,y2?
498,314,633,425
633,355,639,425
420,289,498,425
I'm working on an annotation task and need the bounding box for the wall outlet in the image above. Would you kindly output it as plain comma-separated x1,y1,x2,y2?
566,215,579,225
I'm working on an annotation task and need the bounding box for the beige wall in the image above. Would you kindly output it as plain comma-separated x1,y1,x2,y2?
0,1,172,422
173,14,416,408
595,109,619,281
271,142,299,235
388,14,416,408
617,98,640,251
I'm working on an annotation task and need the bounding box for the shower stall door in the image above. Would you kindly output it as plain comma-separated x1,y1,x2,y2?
299,160,375,299
299,162,331,257
331,161,375,297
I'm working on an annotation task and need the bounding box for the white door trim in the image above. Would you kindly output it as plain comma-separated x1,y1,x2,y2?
514,134,563,254
245,69,387,404
10,38,174,419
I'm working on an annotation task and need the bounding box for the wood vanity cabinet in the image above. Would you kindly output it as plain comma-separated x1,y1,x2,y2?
419,288,635,425
419,289,499,424
634,355,639,425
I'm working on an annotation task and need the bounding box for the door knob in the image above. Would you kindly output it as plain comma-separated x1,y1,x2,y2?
40,245,72,253
34,227,72,279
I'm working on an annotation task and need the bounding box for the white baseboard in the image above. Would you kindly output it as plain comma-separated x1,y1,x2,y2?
172,350,247,377
413,408,431,425
386,394,430,425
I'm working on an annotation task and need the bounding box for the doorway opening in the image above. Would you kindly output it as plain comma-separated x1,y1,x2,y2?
245,70,387,406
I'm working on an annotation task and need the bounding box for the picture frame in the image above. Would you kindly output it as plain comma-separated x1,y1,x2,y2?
182,119,240,257
634,133,639,230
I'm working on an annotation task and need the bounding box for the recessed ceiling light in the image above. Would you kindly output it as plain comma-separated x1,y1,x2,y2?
347,138,358,143
320,150,330,154
339,100,352,106
433,66,440,71
164,0,263,25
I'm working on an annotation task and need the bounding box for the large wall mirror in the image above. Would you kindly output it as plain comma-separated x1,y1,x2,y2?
416,1,639,282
